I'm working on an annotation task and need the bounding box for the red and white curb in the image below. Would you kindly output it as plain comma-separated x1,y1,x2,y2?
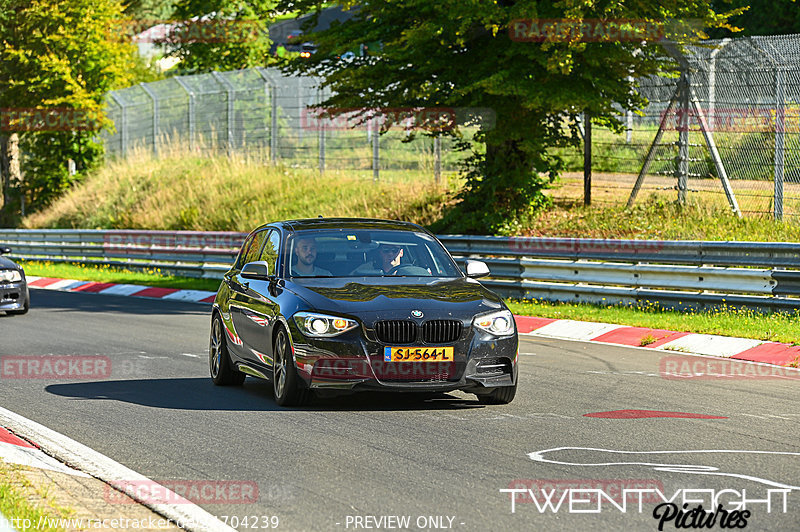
26,276,799,369
0,407,234,532
0,426,89,477
26,276,217,304
516,316,800,368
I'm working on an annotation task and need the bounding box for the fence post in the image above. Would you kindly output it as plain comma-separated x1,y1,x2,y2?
584,111,592,206
297,76,304,141
434,136,441,184
775,67,786,221
708,39,731,131
318,89,325,174
677,71,690,205
626,110,633,144
372,116,380,182
174,77,196,151
139,83,159,156
212,71,235,154
255,68,279,162
108,92,127,156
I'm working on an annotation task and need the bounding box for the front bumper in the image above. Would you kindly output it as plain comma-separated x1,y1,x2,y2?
289,319,518,393
0,280,28,312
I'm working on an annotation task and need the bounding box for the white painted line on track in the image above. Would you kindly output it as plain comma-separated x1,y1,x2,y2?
528,447,800,490
0,407,235,532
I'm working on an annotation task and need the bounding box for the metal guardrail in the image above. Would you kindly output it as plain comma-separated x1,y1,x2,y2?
2,229,799,311
0,229,245,279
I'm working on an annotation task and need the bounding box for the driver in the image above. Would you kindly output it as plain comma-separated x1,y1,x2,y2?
291,236,332,276
352,243,404,275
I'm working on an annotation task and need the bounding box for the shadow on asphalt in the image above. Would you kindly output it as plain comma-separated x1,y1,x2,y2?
27,289,209,316
44,377,485,412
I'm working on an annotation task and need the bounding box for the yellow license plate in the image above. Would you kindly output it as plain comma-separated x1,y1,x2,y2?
383,346,454,362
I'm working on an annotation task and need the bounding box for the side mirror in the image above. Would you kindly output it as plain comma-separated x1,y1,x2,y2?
241,261,270,280
0,247,10,255
465,260,490,279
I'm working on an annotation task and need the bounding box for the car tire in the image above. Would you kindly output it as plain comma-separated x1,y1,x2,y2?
272,327,310,407
209,314,246,386
476,382,517,405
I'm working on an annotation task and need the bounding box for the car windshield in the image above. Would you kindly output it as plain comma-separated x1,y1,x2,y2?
286,229,462,278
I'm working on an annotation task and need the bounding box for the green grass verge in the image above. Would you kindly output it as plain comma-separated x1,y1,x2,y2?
522,197,800,240
0,463,67,532
20,260,221,292
507,299,800,344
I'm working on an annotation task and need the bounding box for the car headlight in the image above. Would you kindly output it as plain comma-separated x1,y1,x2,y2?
293,312,359,338
0,270,22,282
474,309,514,336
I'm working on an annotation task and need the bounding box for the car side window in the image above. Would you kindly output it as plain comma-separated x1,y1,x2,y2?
234,234,255,270
236,231,268,270
259,230,281,276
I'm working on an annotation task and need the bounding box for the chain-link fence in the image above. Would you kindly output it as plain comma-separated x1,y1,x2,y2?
102,67,487,182
556,34,800,220
103,34,800,219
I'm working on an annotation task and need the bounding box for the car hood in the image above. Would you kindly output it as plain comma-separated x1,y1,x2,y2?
0,256,20,270
285,276,505,317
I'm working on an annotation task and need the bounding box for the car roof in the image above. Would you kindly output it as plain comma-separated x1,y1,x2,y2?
257,218,427,234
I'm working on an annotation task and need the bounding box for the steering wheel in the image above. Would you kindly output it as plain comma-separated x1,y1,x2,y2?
386,265,404,276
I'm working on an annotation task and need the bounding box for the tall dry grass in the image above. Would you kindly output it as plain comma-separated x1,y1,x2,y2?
24,144,458,231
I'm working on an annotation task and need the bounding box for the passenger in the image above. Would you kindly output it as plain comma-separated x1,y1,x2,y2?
291,236,332,276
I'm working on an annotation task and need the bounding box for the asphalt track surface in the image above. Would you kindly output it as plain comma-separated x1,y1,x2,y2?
1,290,799,531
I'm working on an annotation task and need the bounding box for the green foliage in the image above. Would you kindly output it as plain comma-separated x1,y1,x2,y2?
123,0,179,19
707,0,800,38
274,0,734,233
19,133,104,209
164,0,274,73
0,0,143,223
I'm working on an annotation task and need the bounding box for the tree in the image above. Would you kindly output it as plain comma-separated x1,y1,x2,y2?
708,0,800,38
0,0,140,223
274,0,738,233
164,0,274,73
123,0,179,20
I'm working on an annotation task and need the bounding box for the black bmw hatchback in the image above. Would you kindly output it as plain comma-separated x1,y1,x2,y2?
210,218,518,406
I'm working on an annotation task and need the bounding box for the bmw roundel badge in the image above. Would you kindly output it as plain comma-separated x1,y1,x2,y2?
411,310,424,318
